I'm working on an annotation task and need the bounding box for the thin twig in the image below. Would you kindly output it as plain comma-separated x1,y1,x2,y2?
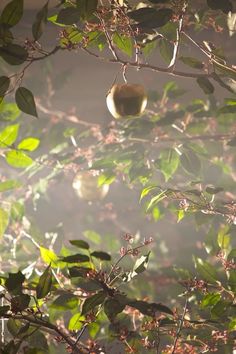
171,296,188,354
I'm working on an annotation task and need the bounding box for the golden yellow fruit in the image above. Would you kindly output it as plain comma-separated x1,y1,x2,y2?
106,84,147,119
72,172,109,201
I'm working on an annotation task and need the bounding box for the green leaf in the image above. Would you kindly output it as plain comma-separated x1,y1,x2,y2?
0,44,28,65
146,189,169,211
180,150,201,175
83,230,101,245
140,185,157,201
40,247,59,268
227,270,236,292
159,38,173,64
217,227,231,251
5,271,25,295
11,201,24,221
201,293,221,308
36,266,52,299
0,76,10,96
211,300,230,319
56,7,81,25
0,0,23,27
179,56,204,69
133,252,150,275
69,240,90,250
0,101,20,121
0,124,19,147
113,33,132,57
6,150,33,168
15,87,38,118
17,137,40,151
196,77,214,94
0,207,9,238
81,291,106,315
68,313,85,331
51,293,79,310
229,318,236,331
0,179,21,192
32,1,49,40
158,148,179,182
194,257,218,283
91,251,111,261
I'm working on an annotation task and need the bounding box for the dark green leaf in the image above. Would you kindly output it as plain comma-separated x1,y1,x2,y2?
68,266,91,278
212,72,235,93
75,278,102,291
91,251,111,261
0,305,10,316
104,298,125,321
128,300,173,316
5,271,25,295
207,0,233,13
179,56,204,69
11,294,30,312
205,186,224,194
81,291,106,315
32,1,49,40
211,300,230,319
61,253,90,263
128,8,173,29
69,240,90,249
76,0,98,21
15,87,38,117
36,265,52,299
196,77,214,94
0,44,28,65
0,0,23,27
218,105,236,114
57,7,81,25
0,76,10,96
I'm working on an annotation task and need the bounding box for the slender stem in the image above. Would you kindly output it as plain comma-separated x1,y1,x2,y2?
171,296,188,354
82,47,212,79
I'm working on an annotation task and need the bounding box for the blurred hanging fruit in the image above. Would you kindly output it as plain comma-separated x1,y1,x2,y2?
72,172,109,201
106,83,147,119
